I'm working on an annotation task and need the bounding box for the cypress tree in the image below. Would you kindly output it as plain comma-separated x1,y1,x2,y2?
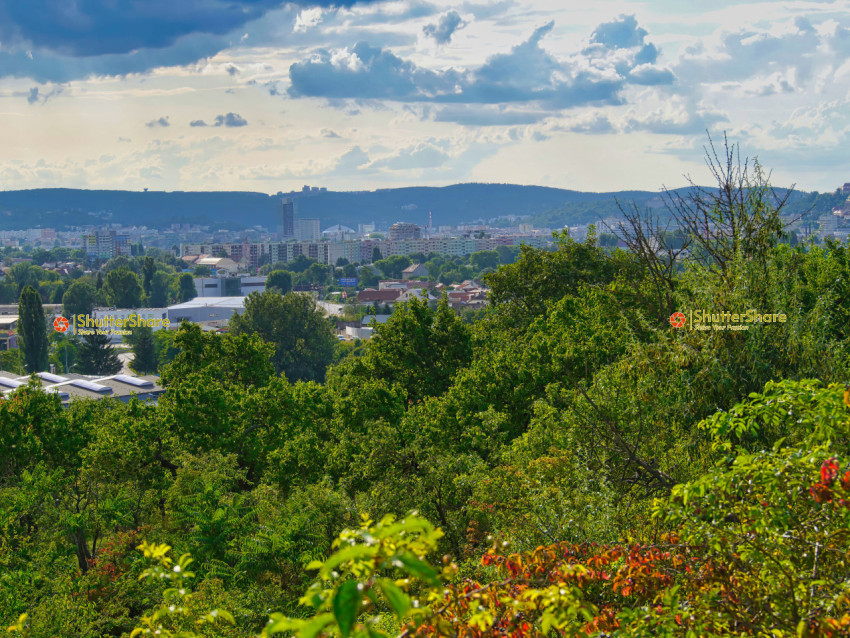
18,285,49,373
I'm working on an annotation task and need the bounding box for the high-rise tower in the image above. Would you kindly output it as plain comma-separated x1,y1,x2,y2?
280,198,295,239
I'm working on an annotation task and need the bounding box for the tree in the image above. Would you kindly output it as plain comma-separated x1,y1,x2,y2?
105,268,143,308
177,273,196,302
76,331,122,375
150,271,171,307
656,132,794,279
193,264,214,277
374,255,411,279
129,325,157,375
62,281,97,318
266,269,293,294
18,285,49,373
337,296,472,404
470,250,499,271
305,262,329,285
229,291,336,383
371,246,383,262
142,256,155,298
287,254,315,273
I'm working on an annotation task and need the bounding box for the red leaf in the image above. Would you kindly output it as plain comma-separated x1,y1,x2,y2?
821,457,839,485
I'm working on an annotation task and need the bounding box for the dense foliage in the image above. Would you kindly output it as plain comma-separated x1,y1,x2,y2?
3,149,850,636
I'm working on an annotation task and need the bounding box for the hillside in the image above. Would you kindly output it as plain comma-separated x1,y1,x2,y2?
0,183,834,231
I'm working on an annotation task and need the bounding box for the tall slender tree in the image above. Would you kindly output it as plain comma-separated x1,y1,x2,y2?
18,285,49,373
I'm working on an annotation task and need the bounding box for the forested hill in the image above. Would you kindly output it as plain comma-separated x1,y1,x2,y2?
0,183,828,231
0,183,836,232
0,184,659,230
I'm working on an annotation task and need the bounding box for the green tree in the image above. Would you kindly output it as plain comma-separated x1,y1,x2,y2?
142,256,155,298
62,280,98,318
177,273,196,302
18,285,49,373
193,264,214,277
129,325,157,375
371,246,383,262
76,331,122,375
229,291,336,383
287,254,315,273
470,250,499,271
267,269,293,294
150,271,171,307
335,296,472,404
105,268,143,308
374,255,411,279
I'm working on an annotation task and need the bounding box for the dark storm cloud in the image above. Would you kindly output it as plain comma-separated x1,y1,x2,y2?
0,0,378,57
0,0,382,80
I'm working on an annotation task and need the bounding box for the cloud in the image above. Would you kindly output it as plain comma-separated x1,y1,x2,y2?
288,18,666,109
0,0,384,80
24,84,63,104
423,10,467,44
331,146,372,174
623,97,728,135
294,7,324,33
370,143,450,170
590,14,648,50
225,64,239,76
213,112,248,127
675,17,822,85
0,0,377,58
190,119,208,127
321,128,341,138
434,105,549,126
146,116,170,128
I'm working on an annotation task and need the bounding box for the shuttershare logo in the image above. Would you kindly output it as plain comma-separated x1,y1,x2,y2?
669,312,686,328
53,316,69,333
52,313,172,337
670,309,787,332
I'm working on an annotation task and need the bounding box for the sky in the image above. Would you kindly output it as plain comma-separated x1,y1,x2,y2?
1,0,849,194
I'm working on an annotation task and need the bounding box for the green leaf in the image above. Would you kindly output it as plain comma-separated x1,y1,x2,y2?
396,553,440,587
377,579,411,619
333,581,363,638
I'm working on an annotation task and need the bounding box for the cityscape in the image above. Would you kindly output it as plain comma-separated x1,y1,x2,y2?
3,0,850,635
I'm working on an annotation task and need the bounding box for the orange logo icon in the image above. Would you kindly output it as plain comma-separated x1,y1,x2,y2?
53,316,69,333
669,312,686,328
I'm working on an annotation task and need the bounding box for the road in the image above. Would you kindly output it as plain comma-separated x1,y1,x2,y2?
117,350,135,375
316,301,345,317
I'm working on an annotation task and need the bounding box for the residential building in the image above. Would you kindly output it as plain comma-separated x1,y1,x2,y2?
84,230,130,260
402,263,429,279
295,218,321,241
389,222,421,240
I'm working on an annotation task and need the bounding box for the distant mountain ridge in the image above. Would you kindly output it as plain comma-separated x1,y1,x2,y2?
0,183,829,232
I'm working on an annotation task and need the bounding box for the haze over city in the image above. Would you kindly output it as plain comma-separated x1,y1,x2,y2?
2,0,849,194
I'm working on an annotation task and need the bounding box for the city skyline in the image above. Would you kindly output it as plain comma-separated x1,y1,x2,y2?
1,0,849,194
